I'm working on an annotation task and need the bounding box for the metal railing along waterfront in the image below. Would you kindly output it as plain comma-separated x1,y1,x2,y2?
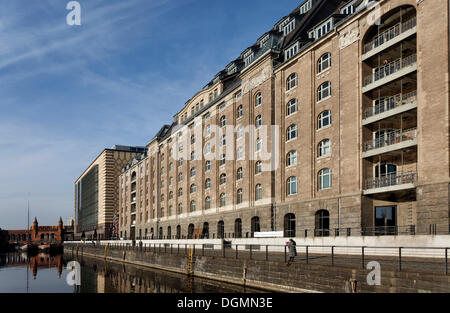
67,241,450,276
365,172,416,190
363,17,417,54
363,90,417,119
363,128,417,152
363,54,417,87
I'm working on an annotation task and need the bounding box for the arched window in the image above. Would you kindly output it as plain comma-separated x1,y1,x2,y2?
284,213,296,237
190,200,196,212
176,225,181,239
205,160,211,171
318,53,331,73
287,176,298,196
191,151,196,161
220,116,226,127
318,110,332,129
131,172,137,182
167,226,172,240
286,124,298,141
255,92,262,106
237,189,243,204
237,168,243,180
161,194,165,202
318,82,332,101
255,184,263,200
205,197,211,210
253,138,262,152
318,139,332,157
220,193,226,207
315,210,330,237
217,221,225,239
205,178,211,189
220,174,227,185
255,161,262,174
190,167,197,177
178,188,183,197
286,150,297,167
190,184,197,193
159,227,163,239
234,219,242,238
318,168,332,190
169,191,173,200
255,115,262,128
286,99,298,116
161,207,165,217
286,73,298,91
169,205,173,216
191,135,196,144
178,203,183,214
237,105,243,118
178,173,183,182
188,224,195,239
202,222,210,239
251,216,260,237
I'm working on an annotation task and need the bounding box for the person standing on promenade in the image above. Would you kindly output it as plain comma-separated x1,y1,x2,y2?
288,238,297,262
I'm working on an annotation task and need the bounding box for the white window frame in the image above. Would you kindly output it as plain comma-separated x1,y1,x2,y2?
318,110,332,129
286,150,298,167
286,99,298,116
318,81,332,101
318,53,331,73
318,168,332,190
318,139,332,157
286,125,298,141
286,73,298,91
287,176,298,196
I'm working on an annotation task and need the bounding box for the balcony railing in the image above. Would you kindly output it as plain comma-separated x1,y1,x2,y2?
364,128,417,152
365,172,416,190
363,17,417,54
364,54,417,87
364,90,417,119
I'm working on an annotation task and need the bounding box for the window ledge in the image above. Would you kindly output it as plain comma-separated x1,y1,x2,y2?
317,95,332,104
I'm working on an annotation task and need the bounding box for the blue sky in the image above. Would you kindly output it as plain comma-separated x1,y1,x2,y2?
0,0,302,229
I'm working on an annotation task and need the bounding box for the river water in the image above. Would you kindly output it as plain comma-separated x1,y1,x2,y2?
0,252,265,293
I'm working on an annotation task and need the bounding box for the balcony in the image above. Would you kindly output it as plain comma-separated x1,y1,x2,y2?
363,17,417,60
363,91,417,125
363,128,417,158
363,54,417,93
364,172,416,195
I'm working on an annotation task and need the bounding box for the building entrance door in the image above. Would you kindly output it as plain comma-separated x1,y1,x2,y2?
375,206,397,235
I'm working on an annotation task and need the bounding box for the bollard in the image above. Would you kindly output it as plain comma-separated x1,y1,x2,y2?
446,248,448,275
284,245,287,263
306,246,309,264
331,246,334,266
266,245,268,261
361,247,365,269
399,247,402,272
236,245,238,259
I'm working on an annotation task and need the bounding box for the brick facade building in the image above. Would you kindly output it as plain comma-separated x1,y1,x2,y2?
114,0,449,240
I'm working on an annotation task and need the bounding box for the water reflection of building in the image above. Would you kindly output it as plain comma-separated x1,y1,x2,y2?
0,253,63,278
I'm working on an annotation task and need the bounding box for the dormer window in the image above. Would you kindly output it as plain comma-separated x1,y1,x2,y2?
259,34,270,47
227,64,237,75
300,0,313,14
244,53,255,67
315,18,333,39
341,1,356,15
285,42,299,61
283,19,296,36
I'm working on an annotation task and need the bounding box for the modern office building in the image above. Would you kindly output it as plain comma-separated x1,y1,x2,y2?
119,0,450,240
75,145,146,239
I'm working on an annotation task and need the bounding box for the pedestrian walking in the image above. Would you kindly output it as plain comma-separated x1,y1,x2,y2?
287,238,297,262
